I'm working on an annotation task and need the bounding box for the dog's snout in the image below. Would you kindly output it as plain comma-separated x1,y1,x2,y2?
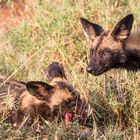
86,66,94,73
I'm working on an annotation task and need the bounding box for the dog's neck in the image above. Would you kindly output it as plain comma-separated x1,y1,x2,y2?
121,32,140,70
126,31,140,52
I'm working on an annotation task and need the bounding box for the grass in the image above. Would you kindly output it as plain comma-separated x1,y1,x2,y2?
0,0,140,139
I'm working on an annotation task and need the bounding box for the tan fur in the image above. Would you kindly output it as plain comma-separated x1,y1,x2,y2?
19,90,44,110
93,32,122,51
0,76,80,125
48,89,72,108
99,31,140,52
126,31,140,51
0,62,85,126
84,28,140,52
50,77,68,86
81,14,140,75
19,87,72,111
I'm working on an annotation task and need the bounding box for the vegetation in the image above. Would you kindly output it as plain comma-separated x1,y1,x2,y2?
0,0,140,139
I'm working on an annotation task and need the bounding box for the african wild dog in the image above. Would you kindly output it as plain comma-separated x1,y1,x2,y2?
0,62,87,126
80,14,140,76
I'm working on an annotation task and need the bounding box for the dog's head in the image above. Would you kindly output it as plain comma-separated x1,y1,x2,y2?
26,62,87,121
80,14,134,75
26,81,86,121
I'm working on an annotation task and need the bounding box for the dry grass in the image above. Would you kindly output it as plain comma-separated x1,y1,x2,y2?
0,0,140,139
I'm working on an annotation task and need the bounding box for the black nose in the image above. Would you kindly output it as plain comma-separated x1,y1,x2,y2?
86,66,93,73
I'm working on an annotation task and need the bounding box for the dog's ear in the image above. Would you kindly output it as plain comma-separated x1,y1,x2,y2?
26,81,54,100
111,14,134,41
46,62,67,81
80,17,103,40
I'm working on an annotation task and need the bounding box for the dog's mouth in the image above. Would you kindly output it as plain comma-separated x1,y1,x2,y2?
65,102,88,124
64,111,85,122
64,111,84,128
65,112,73,122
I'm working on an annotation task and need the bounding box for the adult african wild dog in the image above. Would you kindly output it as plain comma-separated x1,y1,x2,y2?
0,62,87,126
80,14,140,76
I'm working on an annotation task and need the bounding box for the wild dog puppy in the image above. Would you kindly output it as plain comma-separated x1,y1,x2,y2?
8,62,87,126
80,14,140,76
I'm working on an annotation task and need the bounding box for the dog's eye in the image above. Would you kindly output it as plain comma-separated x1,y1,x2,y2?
65,99,72,105
65,99,76,107
65,99,70,104
101,50,111,58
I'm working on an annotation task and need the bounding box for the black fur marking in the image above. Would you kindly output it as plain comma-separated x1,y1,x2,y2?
122,49,140,70
26,81,54,101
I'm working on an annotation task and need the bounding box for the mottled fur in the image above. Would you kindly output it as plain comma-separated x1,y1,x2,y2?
0,75,26,106
0,62,86,126
80,14,140,75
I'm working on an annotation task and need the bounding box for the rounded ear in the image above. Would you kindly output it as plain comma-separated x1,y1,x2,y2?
26,81,54,100
45,62,67,81
80,17,103,40
111,14,134,41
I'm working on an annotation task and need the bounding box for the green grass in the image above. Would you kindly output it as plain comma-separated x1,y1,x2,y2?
0,0,140,139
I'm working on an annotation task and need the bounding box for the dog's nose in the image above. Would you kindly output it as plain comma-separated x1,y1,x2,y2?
86,66,93,73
